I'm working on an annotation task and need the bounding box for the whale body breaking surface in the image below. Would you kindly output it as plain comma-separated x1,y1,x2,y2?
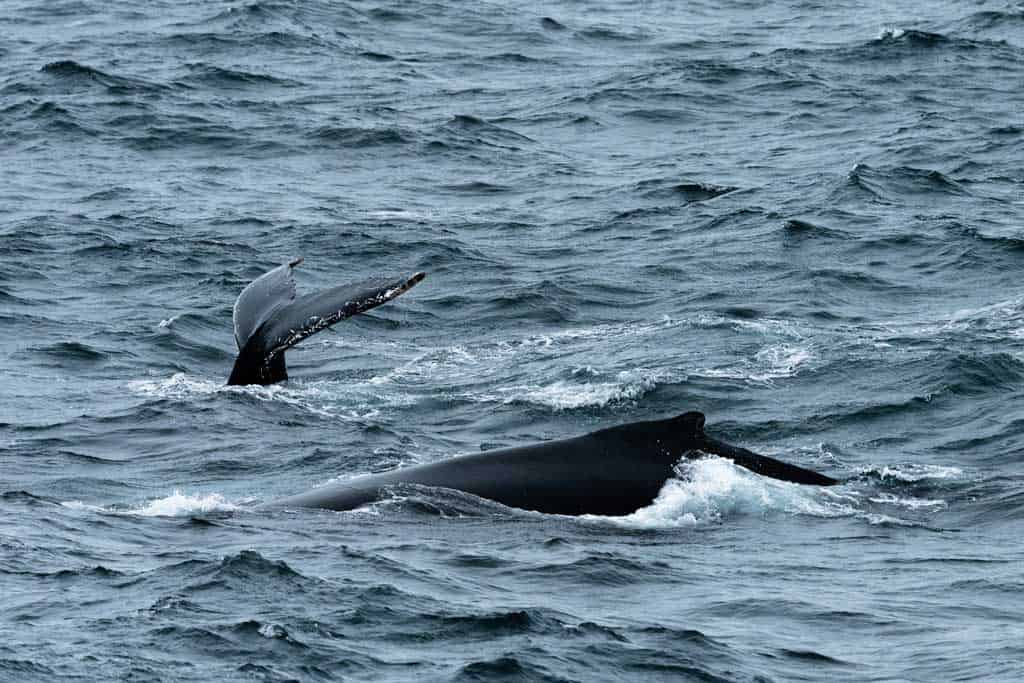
222,260,837,515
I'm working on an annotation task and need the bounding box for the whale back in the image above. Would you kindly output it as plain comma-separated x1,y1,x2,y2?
595,411,838,486
263,411,837,514
594,411,706,459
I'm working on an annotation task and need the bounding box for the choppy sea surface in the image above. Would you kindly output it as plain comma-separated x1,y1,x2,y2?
2,0,1023,680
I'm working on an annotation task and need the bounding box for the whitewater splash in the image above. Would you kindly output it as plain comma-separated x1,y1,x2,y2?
127,372,412,419
859,463,964,482
591,456,949,529
63,490,244,517
698,343,813,384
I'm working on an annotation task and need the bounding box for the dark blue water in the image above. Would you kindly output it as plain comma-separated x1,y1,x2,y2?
3,1,1023,680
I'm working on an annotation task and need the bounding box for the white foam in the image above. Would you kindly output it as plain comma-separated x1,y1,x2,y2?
129,373,223,399
872,297,1024,344
590,457,847,528
127,373,402,420
699,343,812,384
60,500,106,513
131,491,240,516
588,457,943,529
497,369,662,410
861,463,963,482
258,623,288,639
693,314,806,338
868,492,947,510
364,319,689,387
62,490,243,517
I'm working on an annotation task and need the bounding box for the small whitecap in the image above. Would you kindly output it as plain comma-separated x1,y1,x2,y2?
497,368,661,410
128,373,223,399
868,492,947,509
258,623,287,639
879,27,906,40
61,500,106,513
754,344,812,378
862,463,964,482
693,314,806,338
127,373,401,420
699,343,812,384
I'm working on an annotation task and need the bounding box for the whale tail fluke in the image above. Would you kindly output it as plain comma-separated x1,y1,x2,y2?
227,259,425,386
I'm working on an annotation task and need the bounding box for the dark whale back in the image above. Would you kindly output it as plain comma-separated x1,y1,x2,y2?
268,430,681,516
262,411,841,516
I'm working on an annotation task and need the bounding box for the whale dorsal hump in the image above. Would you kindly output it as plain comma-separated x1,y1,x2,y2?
596,411,706,447
233,257,303,350
668,411,706,439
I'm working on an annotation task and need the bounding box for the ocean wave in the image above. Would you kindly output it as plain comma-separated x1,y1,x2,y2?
367,318,681,381
947,10,1024,44
867,297,1024,350
867,492,947,509
39,59,165,94
783,218,852,240
692,314,806,338
432,114,537,151
836,163,968,205
155,29,333,51
176,63,302,89
769,27,1015,64
360,318,686,409
311,125,412,147
576,25,651,42
23,340,107,365
698,343,812,384
634,178,738,202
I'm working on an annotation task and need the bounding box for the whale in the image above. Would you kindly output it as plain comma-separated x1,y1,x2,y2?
264,412,838,515
226,262,836,514
228,258,425,385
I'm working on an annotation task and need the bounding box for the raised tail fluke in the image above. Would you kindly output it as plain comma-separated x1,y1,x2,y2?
227,260,425,386
232,257,303,353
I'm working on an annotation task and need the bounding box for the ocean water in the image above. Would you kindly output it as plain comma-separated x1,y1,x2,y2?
2,0,1023,680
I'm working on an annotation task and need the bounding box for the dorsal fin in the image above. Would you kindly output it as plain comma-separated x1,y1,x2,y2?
596,411,706,446
668,411,705,439
233,257,303,350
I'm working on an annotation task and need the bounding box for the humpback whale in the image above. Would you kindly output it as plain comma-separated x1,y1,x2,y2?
228,258,425,385
227,262,836,515
264,412,838,515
